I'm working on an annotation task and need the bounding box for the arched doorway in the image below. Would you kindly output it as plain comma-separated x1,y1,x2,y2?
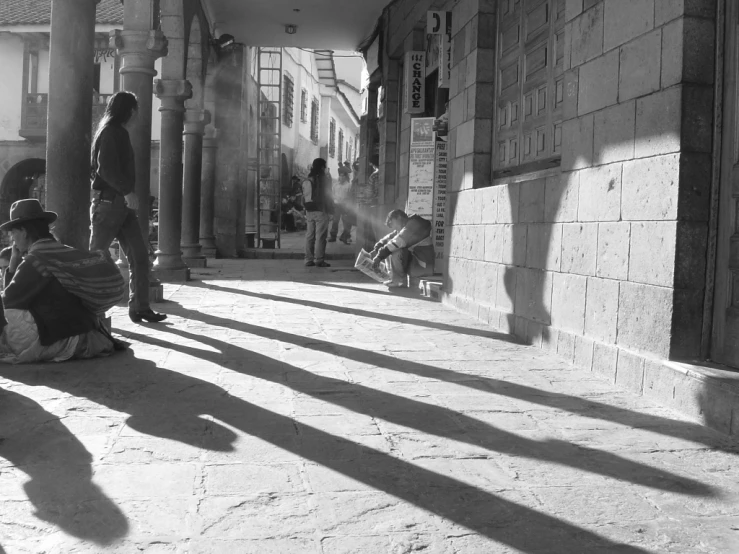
0,158,47,225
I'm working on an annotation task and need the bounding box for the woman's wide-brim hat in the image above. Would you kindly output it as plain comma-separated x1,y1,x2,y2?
0,198,58,231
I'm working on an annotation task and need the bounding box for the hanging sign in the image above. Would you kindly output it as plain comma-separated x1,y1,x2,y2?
427,11,449,34
406,118,436,218
439,31,452,88
435,12,451,89
432,140,448,272
403,51,426,114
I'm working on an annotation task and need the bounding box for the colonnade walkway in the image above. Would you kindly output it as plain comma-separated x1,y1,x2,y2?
0,259,738,553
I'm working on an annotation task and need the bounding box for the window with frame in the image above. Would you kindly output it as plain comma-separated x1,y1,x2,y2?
329,118,336,157
300,88,308,123
494,0,565,177
338,129,344,163
283,73,295,127
310,97,319,143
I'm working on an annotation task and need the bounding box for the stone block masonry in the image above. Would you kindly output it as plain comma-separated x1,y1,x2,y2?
436,0,720,429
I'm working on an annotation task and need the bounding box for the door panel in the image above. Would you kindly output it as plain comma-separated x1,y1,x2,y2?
713,0,739,366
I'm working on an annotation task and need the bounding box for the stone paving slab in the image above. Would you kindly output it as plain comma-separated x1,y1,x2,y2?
1,259,739,553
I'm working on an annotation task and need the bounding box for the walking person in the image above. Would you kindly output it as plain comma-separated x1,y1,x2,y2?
302,158,333,267
89,91,166,323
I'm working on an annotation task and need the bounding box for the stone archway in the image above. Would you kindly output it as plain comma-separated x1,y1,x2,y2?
0,158,47,225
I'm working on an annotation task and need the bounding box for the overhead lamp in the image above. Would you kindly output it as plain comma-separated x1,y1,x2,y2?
215,33,235,48
285,24,297,35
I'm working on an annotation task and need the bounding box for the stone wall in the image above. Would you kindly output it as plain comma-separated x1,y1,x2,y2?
441,0,716,383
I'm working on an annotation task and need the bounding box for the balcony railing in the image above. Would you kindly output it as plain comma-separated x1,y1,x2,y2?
20,92,115,142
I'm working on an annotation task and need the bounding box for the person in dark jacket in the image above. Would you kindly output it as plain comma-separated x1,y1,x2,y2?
0,199,124,362
371,209,435,288
89,91,166,323
301,158,333,267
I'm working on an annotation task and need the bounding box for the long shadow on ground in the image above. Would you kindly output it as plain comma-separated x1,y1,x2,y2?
0,352,651,554
194,281,515,341
165,305,739,454
0,386,128,545
127,322,716,498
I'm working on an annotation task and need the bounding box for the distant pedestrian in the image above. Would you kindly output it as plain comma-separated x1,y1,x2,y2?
329,163,353,244
302,158,333,267
89,91,166,323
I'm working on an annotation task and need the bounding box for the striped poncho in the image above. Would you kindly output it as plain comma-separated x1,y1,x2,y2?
21,239,125,314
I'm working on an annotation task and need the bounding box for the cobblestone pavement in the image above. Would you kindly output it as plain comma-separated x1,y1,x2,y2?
1,259,738,553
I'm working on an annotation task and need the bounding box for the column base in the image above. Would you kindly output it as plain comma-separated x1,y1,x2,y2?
117,269,165,301
150,283,164,302
183,256,207,268
153,267,190,282
201,246,217,258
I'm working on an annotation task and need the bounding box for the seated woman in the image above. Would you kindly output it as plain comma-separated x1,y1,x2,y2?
0,199,125,363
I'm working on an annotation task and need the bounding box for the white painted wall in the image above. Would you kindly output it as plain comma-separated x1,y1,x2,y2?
0,29,165,142
0,35,25,141
37,50,50,93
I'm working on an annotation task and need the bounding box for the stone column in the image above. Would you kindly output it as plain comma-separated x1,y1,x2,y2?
45,0,99,249
110,28,167,238
181,108,209,267
109,28,167,300
199,127,218,258
153,78,192,281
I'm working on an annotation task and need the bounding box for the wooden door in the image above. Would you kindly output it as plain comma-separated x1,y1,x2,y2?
713,0,739,366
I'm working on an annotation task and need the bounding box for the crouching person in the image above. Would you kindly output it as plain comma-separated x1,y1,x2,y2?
371,210,435,288
0,199,126,363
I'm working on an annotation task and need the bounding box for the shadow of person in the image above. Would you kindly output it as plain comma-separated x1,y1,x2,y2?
0,350,652,553
127,319,717,499
0,386,128,545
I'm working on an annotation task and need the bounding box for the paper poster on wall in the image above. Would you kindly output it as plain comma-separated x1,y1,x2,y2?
406,118,436,219
432,140,448,274
403,51,426,114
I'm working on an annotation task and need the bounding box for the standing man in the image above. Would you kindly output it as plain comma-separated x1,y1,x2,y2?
302,158,333,267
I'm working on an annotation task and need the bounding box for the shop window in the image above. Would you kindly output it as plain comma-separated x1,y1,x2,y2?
310,97,319,143
493,0,565,177
300,88,308,123
329,118,336,157
283,73,294,127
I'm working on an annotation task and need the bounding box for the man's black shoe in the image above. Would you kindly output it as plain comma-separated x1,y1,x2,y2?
305,260,316,266
316,261,331,268
129,309,167,323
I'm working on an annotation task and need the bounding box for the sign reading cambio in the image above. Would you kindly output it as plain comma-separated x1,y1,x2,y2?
404,51,425,114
